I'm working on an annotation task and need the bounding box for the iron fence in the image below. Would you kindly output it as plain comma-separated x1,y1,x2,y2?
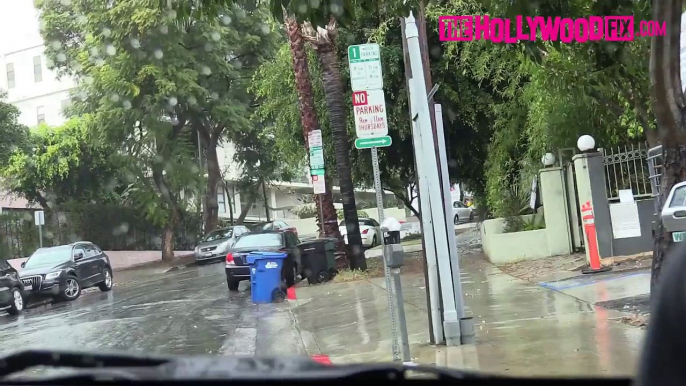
600,143,652,201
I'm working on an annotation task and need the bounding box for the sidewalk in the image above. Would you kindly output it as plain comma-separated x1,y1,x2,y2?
287,246,644,376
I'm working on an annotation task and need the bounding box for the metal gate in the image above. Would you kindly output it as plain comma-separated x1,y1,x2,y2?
558,148,584,251
647,145,663,215
600,143,652,203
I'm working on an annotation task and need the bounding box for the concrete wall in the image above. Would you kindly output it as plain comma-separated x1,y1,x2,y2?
481,167,573,265
480,214,551,264
7,250,193,272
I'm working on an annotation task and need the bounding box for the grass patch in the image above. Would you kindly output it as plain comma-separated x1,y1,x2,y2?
333,252,425,283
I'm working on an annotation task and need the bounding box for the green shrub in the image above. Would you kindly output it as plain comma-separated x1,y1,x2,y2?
291,204,318,219
336,209,369,220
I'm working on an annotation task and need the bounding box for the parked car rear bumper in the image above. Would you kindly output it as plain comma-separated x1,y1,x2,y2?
225,266,250,283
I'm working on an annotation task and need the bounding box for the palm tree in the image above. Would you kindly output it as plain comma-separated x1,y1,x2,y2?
303,19,366,270
284,16,344,247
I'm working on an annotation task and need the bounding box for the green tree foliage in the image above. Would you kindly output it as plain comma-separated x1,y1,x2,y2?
431,0,654,214
37,0,282,255
1,117,121,211
0,92,29,168
252,6,494,215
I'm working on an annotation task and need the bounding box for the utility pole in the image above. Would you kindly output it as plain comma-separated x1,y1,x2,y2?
400,16,437,345
405,12,473,345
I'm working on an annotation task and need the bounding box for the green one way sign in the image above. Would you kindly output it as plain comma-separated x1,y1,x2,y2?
354,136,392,149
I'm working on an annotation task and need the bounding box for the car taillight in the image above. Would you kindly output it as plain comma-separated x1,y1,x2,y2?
226,253,235,265
362,229,369,234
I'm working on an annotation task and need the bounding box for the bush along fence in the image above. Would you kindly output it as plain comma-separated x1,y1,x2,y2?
0,204,201,260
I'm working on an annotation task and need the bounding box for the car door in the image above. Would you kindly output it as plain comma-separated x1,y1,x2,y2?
0,260,13,305
86,243,106,282
72,245,91,285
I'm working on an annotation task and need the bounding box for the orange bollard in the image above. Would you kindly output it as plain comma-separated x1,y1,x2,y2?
581,202,611,274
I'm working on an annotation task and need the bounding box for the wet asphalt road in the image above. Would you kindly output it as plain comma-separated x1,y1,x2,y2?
0,262,305,358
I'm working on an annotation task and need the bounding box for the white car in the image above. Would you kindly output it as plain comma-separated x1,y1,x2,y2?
339,218,381,248
452,201,474,224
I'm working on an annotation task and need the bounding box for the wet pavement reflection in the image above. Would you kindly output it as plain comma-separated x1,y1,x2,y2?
0,263,305,358
289,231,645,377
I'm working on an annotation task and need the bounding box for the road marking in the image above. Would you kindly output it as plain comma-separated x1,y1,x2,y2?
220,327,257,356
538,272,649,291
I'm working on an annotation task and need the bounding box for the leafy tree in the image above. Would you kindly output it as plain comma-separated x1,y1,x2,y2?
1,117,121,210
182,5,282,232
0,91,29,168
37,0,212,260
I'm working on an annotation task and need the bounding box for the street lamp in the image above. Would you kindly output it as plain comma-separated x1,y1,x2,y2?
541,153,555,167
577,135,596,152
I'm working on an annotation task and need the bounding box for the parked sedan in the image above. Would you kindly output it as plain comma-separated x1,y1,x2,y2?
339,218,381,248
224,230,302,291
0,259,25,315
194,226,250,263
19,242,113,302
251,220,298,237
452,200,474,224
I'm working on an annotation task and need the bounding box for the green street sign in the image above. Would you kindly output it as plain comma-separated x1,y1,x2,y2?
347,43,382,91
310,168,325,176
355,136,392,149
309,146,325,170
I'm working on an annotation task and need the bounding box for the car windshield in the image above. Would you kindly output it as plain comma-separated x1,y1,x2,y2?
234,233,283,249
3,0,672,378
201,228,232,242
24,247,72,269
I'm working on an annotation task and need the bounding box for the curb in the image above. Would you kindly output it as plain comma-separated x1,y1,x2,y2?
163,261,198,274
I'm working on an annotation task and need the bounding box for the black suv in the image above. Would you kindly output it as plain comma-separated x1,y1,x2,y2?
0,259,25,315
20,242,113,302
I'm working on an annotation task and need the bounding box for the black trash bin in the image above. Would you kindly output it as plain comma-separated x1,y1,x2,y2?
297,238,337,284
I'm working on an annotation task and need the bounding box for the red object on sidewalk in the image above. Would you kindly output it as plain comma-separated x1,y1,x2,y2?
580,201,611,274
311,354,332,365
287,286,297,300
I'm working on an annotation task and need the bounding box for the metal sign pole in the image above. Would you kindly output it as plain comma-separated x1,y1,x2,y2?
371,147,400,361
38,225,43,248
319,193,325,237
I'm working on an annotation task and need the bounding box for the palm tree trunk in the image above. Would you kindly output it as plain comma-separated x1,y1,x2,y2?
285,16,344,248
308,21,366,270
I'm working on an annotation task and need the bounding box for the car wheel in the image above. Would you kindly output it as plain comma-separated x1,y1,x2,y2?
284,260,296,287
316,270,329,283
227,278,240,291
98,268,113,292
6,288,23,315
469,211,474,221
60,276,81,301
454,214,459,225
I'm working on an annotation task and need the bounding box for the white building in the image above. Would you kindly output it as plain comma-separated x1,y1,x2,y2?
0,0,394,225
0,0,74,128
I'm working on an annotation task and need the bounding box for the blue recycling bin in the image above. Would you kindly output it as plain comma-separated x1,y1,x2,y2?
246,252,288,303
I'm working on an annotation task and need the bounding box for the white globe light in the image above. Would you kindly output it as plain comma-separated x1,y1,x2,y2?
577,135,596,152
541,153,555,166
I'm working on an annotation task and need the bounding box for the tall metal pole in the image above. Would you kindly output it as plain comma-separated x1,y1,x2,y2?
405,12,461,346
372,147,401,361
400,17,439,345
435,105,473,344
